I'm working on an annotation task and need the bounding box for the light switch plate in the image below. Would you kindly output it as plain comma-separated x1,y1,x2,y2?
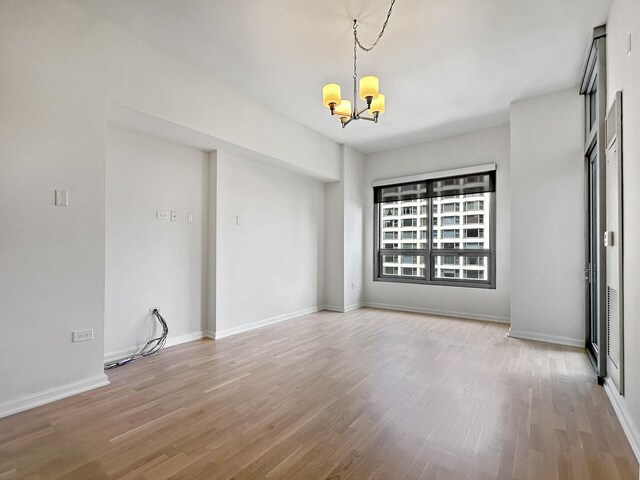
187,212,194,223
55,190,69,207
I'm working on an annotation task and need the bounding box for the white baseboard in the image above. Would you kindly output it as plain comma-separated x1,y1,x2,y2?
322,303,364,313
214,306,321,340
506,328,584,348
363,302,510,324
0,374,110,419
604,377,640,463
203,330,215,340
104,331,204,363
344,303,364,312
322,305,344,313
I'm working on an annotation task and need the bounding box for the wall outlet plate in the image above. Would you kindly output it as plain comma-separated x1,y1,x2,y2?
72,329,93,342
157,211,170,220
171,211,177,222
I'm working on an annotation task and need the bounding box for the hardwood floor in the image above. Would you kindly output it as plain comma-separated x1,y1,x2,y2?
0,308,637,479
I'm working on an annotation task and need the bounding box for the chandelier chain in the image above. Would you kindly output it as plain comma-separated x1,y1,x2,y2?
353,0,397,52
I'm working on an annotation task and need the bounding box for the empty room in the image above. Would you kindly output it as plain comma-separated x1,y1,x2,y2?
1,0,639,479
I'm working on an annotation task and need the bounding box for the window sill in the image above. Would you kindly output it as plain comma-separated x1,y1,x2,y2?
375,276,495,290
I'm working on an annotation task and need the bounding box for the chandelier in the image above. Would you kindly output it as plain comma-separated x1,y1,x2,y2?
322,0,396,128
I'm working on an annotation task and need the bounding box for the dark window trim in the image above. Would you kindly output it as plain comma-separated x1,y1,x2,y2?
373,190,497,289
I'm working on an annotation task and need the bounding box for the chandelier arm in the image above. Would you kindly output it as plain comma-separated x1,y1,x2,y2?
353,0,397,52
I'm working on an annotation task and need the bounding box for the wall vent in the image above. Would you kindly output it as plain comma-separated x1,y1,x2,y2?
607,286,620,369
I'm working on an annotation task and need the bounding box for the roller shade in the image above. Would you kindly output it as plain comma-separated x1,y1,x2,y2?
374,170,495,204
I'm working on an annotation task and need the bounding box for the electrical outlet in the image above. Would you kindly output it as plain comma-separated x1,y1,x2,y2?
187,212,194,223
351,282,360,290
72,329,93,342
171,211,177,222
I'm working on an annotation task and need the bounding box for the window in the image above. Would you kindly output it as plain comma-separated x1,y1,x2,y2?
464,269,483,279
440,255,457,265
464,200,484,211
463,256,484,266
402,218,417,227
440,269,460,278
464,228,484,238
402,206,417,215
374,169,495,288
464,214,484,224
441,203,460,213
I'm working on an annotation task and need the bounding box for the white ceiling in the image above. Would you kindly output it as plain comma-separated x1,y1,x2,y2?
74,0,611,153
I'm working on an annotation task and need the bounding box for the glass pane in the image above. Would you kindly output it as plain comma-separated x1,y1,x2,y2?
432,193,491,249
589,78,597,130
380,254,425,278
433,255,489,281
379,199,428,250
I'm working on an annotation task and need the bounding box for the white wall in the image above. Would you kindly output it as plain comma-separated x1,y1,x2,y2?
0,0,109,414
363,126,511,323
104,126,207,360
324,177,345,311
105,20,340,181
324,145,365,312
213,151,326,337
606,0,640,459
343,147,365,310
509,88,585,346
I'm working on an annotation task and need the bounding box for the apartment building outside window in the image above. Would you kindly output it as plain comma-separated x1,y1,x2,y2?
373,168,496,288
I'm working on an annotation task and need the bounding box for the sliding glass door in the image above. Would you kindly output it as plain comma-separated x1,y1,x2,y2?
580,27,607,381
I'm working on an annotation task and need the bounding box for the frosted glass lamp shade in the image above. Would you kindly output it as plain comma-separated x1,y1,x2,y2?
334,100,352,119
370,94,385,115
359,76,379,101
322,83,342,108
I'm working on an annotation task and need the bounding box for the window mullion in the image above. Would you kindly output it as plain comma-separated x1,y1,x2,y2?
426,197,433,281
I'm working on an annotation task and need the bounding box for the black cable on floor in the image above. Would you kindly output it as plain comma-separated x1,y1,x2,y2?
105,309,169,370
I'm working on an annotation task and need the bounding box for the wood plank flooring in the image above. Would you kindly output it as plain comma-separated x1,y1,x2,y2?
0,308,637,479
